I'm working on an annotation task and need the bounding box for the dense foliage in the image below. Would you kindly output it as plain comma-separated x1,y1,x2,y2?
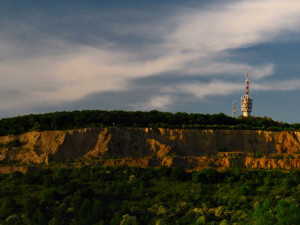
0,166,299,224
0,110,299,135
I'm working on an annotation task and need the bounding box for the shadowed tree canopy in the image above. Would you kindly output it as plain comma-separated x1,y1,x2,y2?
0,110,297,135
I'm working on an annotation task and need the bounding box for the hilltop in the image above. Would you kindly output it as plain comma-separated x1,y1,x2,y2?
0,110,300,172
0,110,299,136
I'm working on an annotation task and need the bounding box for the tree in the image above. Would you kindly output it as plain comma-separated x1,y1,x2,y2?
276,199,300,225
31,122,41,131
252,199,276,225
120,214,138,225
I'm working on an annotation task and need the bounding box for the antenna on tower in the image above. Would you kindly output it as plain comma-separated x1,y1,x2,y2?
232,101,237,118
246,73,249,96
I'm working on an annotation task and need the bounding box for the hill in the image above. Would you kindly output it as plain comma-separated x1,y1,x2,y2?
0,111,300,224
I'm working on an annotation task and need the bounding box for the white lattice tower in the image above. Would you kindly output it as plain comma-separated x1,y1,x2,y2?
241,73,253,117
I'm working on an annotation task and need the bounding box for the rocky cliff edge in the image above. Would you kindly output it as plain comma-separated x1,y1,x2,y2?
0,127,300,171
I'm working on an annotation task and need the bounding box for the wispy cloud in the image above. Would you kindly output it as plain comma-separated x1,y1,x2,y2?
165,81,244,99
164,79,300,102
171,0,300,52
253,80,300,91
133,95,173,111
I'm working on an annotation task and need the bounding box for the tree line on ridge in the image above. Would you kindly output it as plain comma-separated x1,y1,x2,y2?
0,110,299,135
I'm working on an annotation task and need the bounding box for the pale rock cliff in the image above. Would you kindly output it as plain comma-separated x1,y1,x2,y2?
0,127,300,170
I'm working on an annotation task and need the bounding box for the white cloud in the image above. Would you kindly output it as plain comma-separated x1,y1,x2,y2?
253,80,300,91
179,60,275,79
165,0,300,79
171,0,300,52
132,95,173,111
165,80,244,99
165,79,300,101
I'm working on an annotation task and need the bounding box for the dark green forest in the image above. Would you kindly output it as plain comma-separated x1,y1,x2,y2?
0,110,299,135
0,166,299,225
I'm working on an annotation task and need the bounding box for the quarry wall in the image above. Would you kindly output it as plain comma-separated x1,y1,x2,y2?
0,127,300,170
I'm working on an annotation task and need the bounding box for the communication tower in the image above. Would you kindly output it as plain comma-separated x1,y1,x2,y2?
232,101,237,118
241,73,253,117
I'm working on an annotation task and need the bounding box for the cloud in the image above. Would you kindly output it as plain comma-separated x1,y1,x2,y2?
166,80,244,99
178,61,275,79
171,0,300,52
165,0,300,79
132,95,173,111
164,79,300,102
2,0,300,113
253,80,300,91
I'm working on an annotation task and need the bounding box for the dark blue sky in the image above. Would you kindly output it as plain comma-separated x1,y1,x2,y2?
1,0,300,123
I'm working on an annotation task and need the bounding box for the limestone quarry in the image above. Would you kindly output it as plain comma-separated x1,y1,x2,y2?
0,127,300,172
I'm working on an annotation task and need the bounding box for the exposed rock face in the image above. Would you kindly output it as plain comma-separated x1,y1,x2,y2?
0,127,300,170
0,166,30,174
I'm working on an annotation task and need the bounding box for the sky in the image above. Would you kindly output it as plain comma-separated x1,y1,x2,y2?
1,0,300,123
